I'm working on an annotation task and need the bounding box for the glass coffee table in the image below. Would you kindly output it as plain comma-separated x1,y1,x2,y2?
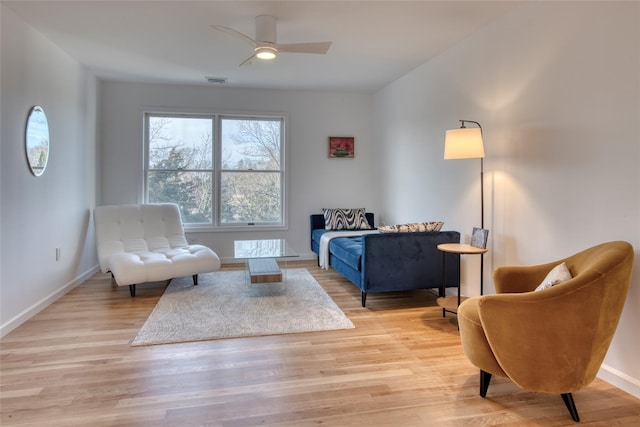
233,239,298,284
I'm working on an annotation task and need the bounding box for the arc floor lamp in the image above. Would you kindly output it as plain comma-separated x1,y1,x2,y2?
444,120,486,294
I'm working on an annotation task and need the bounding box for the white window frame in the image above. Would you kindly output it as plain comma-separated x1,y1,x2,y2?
143,110,288,232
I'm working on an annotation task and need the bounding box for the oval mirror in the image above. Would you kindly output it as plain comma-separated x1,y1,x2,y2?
25,106,50,177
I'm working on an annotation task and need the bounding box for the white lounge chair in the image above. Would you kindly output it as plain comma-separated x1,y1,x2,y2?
94,203,221,296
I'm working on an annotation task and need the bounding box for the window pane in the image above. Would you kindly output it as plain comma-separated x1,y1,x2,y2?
220,172,281,224
144,113,285,229
149,116,212,169
221,118,281,171
147,171,212,224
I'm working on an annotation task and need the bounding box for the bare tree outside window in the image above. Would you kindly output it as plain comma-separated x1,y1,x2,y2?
146,116,213,223
221,118,283,224
144,113,284,228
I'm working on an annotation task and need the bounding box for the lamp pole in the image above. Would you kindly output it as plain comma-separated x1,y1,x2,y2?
459,120,484,230
459,120,484,294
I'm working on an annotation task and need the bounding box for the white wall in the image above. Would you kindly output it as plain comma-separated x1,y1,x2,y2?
0,6,100,335
373,1,640,397
100,82,376,261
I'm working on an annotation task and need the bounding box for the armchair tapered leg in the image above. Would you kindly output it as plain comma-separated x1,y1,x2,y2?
193,274,198,286
480,370,492,397
561,393,580,422
361,292,367,307
129,284,136,297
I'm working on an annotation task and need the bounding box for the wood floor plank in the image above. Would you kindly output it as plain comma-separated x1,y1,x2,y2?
1,261,639,426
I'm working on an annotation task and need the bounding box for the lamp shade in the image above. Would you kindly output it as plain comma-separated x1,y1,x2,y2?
444,128,485,159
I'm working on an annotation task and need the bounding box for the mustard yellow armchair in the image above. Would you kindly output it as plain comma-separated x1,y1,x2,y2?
457,241,634,422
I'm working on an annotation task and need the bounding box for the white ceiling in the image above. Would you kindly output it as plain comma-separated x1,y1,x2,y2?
4,1,520,93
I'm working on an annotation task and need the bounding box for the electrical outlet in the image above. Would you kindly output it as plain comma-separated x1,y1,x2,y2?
56,247,61,261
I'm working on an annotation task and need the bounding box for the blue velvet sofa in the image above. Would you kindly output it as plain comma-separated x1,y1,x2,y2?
310,213,461,307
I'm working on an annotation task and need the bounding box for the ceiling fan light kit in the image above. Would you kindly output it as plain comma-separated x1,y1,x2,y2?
255,46,277,60
212,14,332,66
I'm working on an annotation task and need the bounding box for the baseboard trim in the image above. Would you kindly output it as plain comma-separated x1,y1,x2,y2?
0,265,100,338
598,363,640,399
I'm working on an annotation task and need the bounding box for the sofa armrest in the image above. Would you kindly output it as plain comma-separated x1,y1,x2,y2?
310,214,326,232
360,231,461,292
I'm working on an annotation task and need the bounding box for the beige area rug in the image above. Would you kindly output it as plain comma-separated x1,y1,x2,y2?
131,268,354,346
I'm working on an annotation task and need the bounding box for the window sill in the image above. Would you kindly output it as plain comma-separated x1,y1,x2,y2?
185,224,288,233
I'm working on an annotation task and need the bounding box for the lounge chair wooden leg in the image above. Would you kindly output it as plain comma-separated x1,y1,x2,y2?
480,370,492,397
361,292,367,307
129,285,136,297
193,274,198,286
561,393,580,422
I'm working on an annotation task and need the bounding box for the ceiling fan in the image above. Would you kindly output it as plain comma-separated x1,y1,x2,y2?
212,15,332,66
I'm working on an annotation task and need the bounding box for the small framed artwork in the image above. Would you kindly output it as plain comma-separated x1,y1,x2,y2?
471,227,489,249
329,136,355,158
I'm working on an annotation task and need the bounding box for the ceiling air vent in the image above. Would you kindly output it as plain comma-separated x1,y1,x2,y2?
206,76,228,85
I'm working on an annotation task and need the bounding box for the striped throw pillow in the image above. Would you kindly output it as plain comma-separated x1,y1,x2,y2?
322,208,371,230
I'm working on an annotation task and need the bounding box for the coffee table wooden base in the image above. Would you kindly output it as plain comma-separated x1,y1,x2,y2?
247,258,283,284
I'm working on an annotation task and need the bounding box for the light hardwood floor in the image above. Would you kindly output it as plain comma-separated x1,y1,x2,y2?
1,261,639,426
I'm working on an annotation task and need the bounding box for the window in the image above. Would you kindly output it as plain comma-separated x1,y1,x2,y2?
144,113,285,230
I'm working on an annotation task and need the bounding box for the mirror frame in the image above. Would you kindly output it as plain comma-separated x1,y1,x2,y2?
25,105,50,177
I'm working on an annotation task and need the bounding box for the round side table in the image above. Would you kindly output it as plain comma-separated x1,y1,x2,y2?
436,243,488,317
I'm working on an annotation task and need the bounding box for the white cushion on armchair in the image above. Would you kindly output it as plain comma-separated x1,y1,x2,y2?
94,203,221,295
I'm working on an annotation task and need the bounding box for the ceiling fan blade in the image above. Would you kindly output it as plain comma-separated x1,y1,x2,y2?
275,41,332,54
211,25,257,47
239,54,258,67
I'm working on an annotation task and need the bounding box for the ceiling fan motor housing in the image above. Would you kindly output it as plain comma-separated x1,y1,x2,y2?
255,15,277,44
